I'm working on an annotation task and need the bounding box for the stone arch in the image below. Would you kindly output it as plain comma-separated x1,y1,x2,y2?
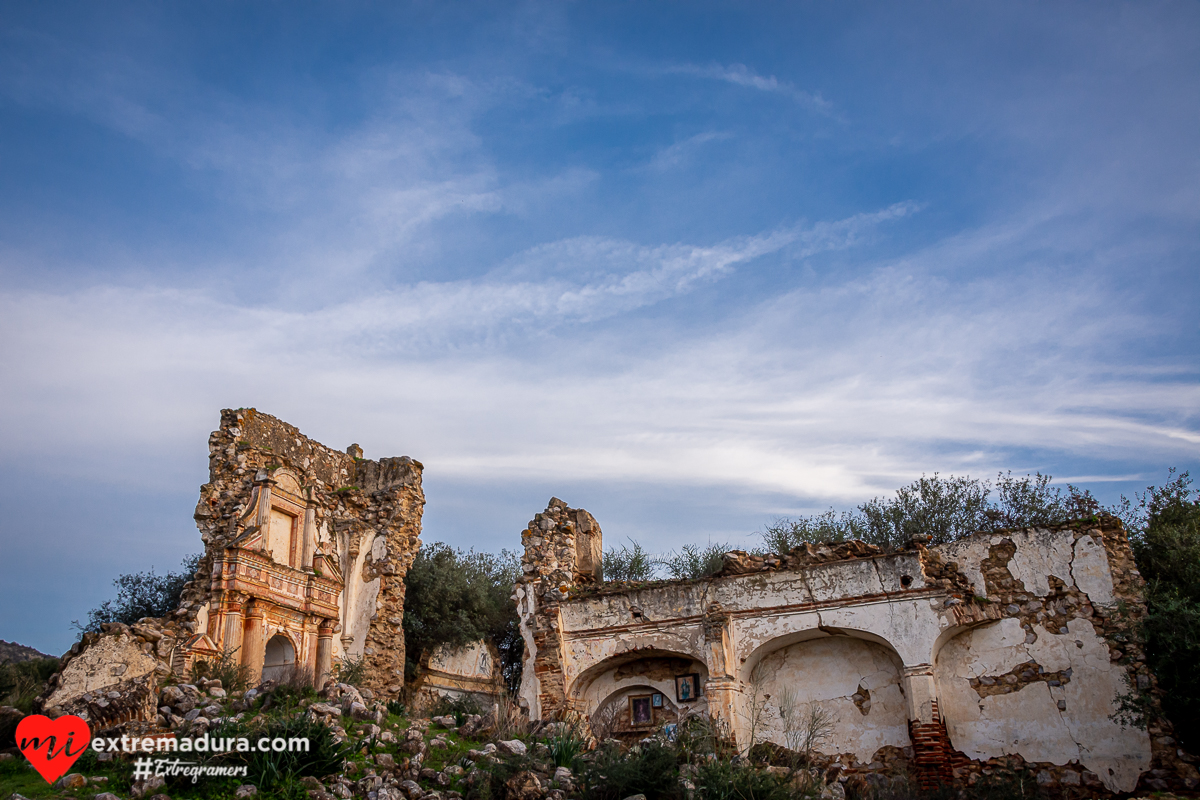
570,648,709,737
740,626,903,683
933,618,1153,793
262,632,297,682
745,630,910,763
271,468,305,498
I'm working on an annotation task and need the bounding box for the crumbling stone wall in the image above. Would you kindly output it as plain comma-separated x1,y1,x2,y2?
182,408,424,700
517,506,1196,795
514,498,603,719
40,408,424,724
407,640,506,714
36,619,178,736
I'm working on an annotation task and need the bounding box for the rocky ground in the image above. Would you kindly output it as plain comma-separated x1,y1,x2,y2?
4,675,1186,800
0,673,862,800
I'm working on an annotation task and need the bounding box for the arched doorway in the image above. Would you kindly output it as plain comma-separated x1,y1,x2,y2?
262,634,296,682
570,649,708,741
749,634,909,762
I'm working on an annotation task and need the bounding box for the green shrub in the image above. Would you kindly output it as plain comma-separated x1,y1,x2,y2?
432,693,482,726
0,656,58,712
764,472,1102,551
190,646,251,692
331,654,367,687
660,543,730,580
581,741,681,800
1125,470,1200,749
204,712,350,789
74,553,202,632
403,543,524,694
602,539,658,583
0,656,60,749
693,758,795,800
543,719,588,769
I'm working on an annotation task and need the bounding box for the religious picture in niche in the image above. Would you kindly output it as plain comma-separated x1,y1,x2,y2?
630,695,653,726
652,693,663,708
675,673,700,702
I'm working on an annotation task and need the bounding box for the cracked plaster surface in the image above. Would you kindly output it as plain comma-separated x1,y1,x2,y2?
755,636,909,762
936,617,1151,792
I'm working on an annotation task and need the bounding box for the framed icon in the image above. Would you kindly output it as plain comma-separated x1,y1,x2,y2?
675,673,700,702
629,695,653,726
652,692,664,708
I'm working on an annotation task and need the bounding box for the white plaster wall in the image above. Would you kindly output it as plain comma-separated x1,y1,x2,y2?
560,553,925,636
1004,529,1076,597
1069,533,1116,607
753,637,910,762
340,534,382,658
935,538,994,597
515,586,540,716
268,508,295,565
564,626,708,690
736,598,950,676
936,618,1151,792
194,601,210,638
428,640,495,679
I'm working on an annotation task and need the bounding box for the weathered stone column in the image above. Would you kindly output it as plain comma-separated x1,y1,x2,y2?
902,664,937,724
902,664,953,790
316,621,335,689
253,473,274,531
703,603,744,747
220,591,245,657
242,600,267,684
301,506,317,569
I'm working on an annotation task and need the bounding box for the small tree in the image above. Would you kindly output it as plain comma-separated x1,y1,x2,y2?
764,471,1105,551
402,543,523,692
74,553,201,632
1124,470,1200,749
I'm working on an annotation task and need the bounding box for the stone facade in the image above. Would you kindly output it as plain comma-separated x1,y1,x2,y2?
180,408,424,700
38,408,425,725
517,500,1198,795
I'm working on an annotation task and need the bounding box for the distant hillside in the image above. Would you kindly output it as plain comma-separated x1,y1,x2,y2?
0,639,54,664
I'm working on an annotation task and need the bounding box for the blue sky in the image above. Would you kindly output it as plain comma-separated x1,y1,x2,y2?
1,2,1197,655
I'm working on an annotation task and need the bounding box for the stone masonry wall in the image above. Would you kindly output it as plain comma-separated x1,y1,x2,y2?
185,408,424,700
36,408,423,733
518,509,1197,795
515,498,602,719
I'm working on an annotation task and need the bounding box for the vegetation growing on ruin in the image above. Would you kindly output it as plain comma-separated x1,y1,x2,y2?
763,472,1102,551
402,543,524,692
73,553,201,632
601,539,657,582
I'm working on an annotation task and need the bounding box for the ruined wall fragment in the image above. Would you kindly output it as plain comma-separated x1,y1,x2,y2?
183,408,424,700
515,498,602,719
516,509,1196,795
40,408,424,724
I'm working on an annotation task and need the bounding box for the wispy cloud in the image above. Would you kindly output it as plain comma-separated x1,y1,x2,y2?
666,62,836,116
645,131,733,171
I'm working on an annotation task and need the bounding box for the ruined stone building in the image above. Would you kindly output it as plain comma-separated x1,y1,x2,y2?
34,409,1198,796
176,409,425,699
516,498,1195,795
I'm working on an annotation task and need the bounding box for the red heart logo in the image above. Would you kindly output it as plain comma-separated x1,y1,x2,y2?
16,714,91,784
